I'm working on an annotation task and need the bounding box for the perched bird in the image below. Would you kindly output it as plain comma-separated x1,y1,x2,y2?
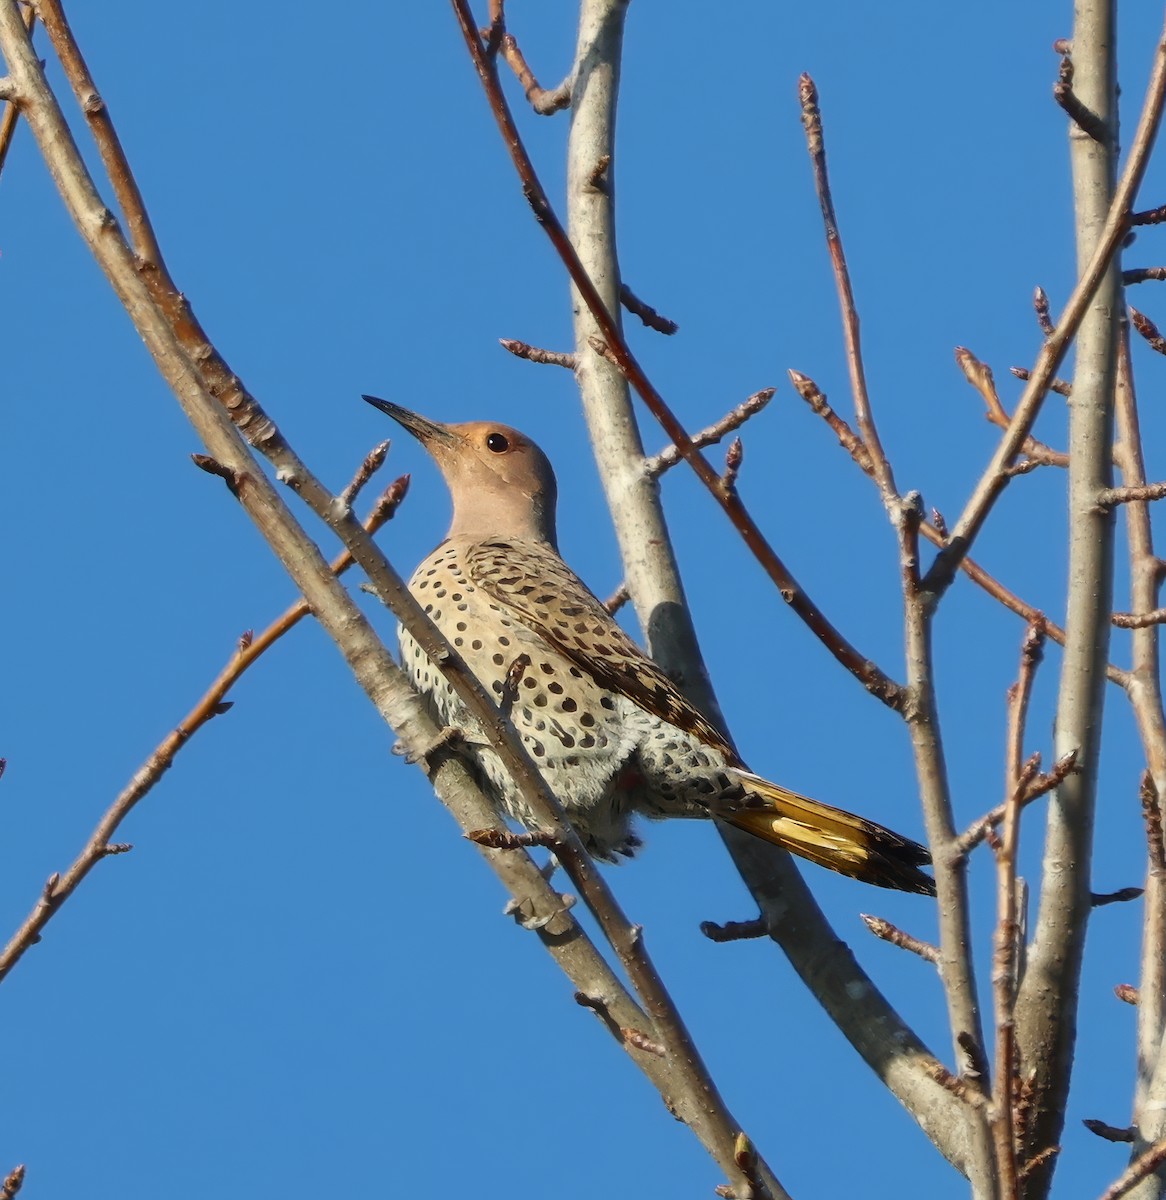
365,396,935,895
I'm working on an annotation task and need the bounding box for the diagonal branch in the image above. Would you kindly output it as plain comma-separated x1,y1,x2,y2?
0,6,799,1195
0,470,409,984
450,0,906,712
924,18,1166,599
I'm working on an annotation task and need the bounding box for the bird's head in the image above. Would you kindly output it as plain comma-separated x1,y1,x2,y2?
363,396,558,547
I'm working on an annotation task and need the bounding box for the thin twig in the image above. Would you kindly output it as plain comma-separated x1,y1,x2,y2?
793,364,1127,687
0,1,32,178
339,440,391,506
1092,887,1144,907
787,370,874,477
1100,482,1166,507
450,0,907,713
1010,366,1072,396
1085,1119,1136,1143
990,621,1047,1194
957,346,1069,469
643,390,774,478
1132,204,1166,225
1125,267,1166,284
1054,80,1110,143
499,339,578,369
1114,607,1166,629
1131,306,1166,355
954,751,1080,857
860,914,939,964
925,29,1166,596
0,471,409,984
1111,325,1166,1135
700,917,768,943
32,0,163,265
799,74,897,507
1,12,759,1186
498,32,570,114
619,283,678,335
1117,984,1140,1006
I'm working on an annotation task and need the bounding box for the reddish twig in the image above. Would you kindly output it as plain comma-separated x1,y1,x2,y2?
860,914,939,964
1010,366,1072,397
449,0,907,713
339,440,391,506
1131,306,1166,355
1125,267,1166,284
499,339,577,369
787,370,875,477
924,39,1166,596
644,389,773,478
954,751,1080,857
498,32,570,114
956,347,1069,469
0,470,408,984
795,361,1125,686
619,283,678,335
990,621,1047,1195
33,0,163,265
799,75,897,507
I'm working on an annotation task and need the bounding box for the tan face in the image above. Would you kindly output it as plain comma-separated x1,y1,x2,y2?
436,422,555,503
362,397,559,544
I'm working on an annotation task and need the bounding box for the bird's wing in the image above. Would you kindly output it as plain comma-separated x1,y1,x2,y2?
465,539,734,756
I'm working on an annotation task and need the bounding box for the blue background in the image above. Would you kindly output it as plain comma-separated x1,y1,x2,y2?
2,3,1164,1196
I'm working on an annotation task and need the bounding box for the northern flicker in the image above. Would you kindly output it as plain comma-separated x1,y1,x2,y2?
365,396,935,895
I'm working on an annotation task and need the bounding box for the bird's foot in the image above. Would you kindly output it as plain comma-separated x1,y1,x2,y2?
504,890,577,931
393,724,465,769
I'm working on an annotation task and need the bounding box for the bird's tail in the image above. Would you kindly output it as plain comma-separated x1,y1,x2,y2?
724,771,936,896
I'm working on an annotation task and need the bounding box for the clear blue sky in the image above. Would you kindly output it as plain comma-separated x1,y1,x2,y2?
3,3,1164,1196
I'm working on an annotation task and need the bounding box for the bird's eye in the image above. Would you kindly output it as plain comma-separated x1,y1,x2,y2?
486,432,510,453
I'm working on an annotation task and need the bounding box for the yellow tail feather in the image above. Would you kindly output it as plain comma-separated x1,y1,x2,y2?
726,772,935,896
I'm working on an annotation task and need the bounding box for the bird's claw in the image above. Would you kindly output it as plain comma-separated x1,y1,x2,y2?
504,891,577,930
393,724,465,769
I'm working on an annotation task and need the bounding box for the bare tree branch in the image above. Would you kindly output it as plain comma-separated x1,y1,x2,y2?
924,19,1166,598
448,0,981,1176
0,7,793,1191
1014,5,1122,1193
0,469,408,983
451,0,908,712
